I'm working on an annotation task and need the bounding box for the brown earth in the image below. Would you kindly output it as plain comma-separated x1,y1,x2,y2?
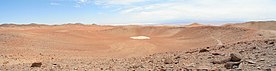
0,21,276,71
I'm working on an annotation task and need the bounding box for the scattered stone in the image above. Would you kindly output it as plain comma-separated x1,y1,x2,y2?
52,64,57,65
224,62,240,69
164,58,174,64
211,52,224,55
265,41,274,45
257,67,261,69
230,53,242,62
174,56,181,59
74,67,78,70
245,60,256,64
269,42,274,45
264,68,272,71
259,58,265,61
31,62,42,67
199,49,209,53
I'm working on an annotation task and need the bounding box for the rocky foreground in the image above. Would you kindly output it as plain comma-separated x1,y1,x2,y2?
0,39,275,71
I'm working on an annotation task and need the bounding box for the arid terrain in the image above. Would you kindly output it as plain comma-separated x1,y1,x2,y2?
0,21,276,71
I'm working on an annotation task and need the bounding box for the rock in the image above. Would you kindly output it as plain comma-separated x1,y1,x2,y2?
199,49,209,53
224,62,240,69
265,41,274,45
238,62,244,69
269,42,274,45
230,53,242,62
52,64,57,65
264,68,272,71
259,58,265,61
74,67,78,70
174,56,181,59
164,58,174,64
211,52,224,55
257,67,261,69
245,60,256,64
31,62,42,67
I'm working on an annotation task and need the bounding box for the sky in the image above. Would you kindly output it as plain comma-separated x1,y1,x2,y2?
0,0,276,25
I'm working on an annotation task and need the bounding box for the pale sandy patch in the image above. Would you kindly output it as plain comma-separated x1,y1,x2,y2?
130,36,150,40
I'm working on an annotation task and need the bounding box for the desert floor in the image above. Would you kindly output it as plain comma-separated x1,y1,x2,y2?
0,21,276,71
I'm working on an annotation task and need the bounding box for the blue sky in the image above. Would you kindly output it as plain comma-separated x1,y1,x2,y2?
1,0,276,25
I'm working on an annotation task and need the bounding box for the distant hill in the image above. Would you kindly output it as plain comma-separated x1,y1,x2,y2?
185,23,205,27
224,21,276,30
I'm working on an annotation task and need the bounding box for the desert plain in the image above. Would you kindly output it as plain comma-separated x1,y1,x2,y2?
0,21,276,71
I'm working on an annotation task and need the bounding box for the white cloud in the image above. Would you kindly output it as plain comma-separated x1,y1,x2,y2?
76,0,146,6
50,2,61,6
75,0,276,24
75,0,92,7
77,0,88,3
118,0,276,22
95,0,146,5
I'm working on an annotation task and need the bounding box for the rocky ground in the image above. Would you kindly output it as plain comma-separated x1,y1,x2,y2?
1,39,275,71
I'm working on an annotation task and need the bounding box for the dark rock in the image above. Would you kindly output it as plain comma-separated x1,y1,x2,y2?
164,58,174,64
199,49,209,53
269,42,274,45
224,62,240,69
211,52,224,55
264,68,272,71
265,41,274,45
174,56,181,59
31,62,42,67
